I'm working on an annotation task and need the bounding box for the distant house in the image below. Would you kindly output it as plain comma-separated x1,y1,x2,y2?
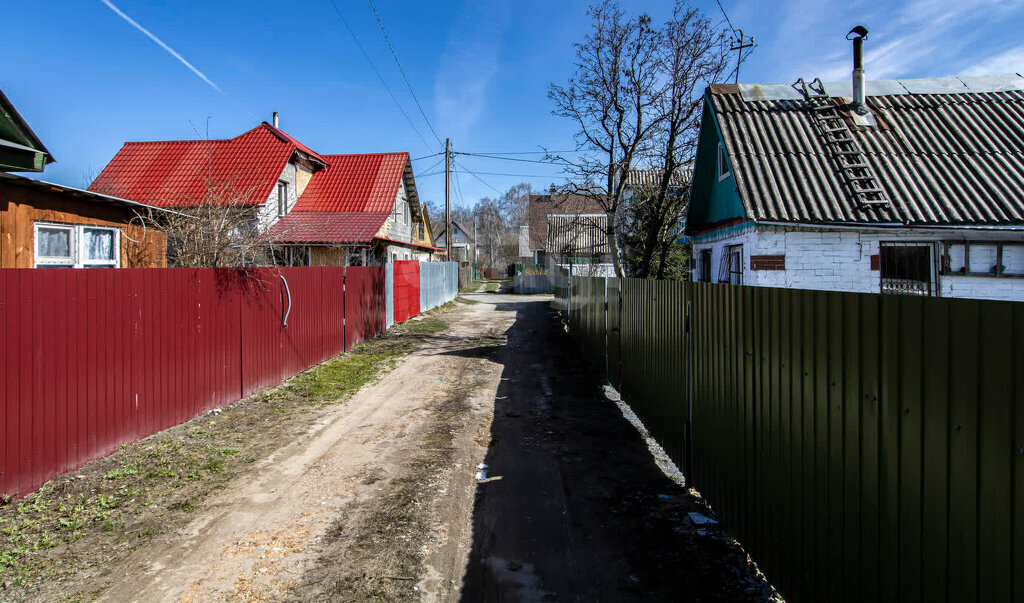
686,72,1024,301
434,219,475,263
0,88,166,268
91,118,435,266
622,167,692,246
527,186,611,273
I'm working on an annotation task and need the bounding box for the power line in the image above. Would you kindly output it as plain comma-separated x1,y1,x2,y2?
455,160,504,195
411,151,443,161
366,0,443,146
715,0,735,31
415,155,446,177
326,0,433,152
455,152,566,165
458,149,585,156
455,169,560,178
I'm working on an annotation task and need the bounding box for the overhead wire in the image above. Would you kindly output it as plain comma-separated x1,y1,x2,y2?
455,159,504,195
458,149,585,156
455,151,567,165
414,155,446,178
366,0,443,146
326,0,433,152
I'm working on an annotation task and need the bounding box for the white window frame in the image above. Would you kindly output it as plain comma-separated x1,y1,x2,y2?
34,222,121,268
277,181,288,218
34,223,76,267
717,142,730,181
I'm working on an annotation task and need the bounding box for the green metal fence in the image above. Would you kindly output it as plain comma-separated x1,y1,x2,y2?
559,276,1023,603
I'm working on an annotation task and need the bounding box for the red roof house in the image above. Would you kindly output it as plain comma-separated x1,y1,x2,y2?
90,122,437,266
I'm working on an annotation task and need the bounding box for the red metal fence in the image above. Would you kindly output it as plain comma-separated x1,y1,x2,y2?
0,266,387,497
393,260,420,324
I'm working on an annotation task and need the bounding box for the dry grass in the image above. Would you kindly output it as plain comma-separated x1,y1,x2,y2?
0,315,452,602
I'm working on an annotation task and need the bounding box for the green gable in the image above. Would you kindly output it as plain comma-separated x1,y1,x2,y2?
685,97,745,233
0,88,53,172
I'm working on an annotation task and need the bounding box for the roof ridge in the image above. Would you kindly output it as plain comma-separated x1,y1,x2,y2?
321,151,410,159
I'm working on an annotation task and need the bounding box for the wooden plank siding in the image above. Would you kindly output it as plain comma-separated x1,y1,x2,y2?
0,182,166,268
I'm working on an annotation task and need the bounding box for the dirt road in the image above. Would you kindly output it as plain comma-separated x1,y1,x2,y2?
95,287,772,602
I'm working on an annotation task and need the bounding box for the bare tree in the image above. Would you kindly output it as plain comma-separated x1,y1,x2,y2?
548,1,662,277
632,2,730,279
551,0,744,279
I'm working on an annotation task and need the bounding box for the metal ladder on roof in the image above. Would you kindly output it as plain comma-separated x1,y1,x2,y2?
799,79,889,208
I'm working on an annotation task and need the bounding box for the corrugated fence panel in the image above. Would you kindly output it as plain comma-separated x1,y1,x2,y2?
419,262,444,312
444,262,459,302
385,262,395,329
345,266,386,349
393,260,420,324
561,279,1023,603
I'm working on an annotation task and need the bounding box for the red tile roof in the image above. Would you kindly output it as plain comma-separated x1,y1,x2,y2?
293,153,409,213
263,211,390,244
88,123,323,207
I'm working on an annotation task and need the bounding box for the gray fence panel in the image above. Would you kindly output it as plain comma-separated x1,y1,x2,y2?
419,262,444,311
385,262,394,328
444,262,458,302
513,274,552,294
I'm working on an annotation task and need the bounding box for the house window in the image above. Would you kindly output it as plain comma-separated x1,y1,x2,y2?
271,245,309,267
880,242,936,296
34,222,120,268
277,181,288,217
699,249,712,282
717,143,730,181
35,224,75,267
717,244,742,284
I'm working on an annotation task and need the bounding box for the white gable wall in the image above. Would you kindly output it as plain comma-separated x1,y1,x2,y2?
691,224,1024,302
257,161,299,231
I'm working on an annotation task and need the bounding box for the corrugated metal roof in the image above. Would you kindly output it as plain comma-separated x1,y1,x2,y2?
263,211,389,244
293,153,409,213
711,81,1024,226
625,167,692,188
89,123,315,207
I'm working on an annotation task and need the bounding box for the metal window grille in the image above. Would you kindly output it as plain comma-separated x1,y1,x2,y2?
879,241,938,296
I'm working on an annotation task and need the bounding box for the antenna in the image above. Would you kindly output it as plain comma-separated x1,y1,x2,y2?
717,0,755,84
729,29,755,85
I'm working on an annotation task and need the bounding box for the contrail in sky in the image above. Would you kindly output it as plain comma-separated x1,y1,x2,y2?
99,0,222,93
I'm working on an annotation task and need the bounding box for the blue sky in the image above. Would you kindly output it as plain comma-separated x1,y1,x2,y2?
3,0,1022,208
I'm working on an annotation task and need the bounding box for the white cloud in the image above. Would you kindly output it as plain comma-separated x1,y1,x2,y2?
99,0,222,93
962,45,1024,75
779,0,1024,82
433,2,509,144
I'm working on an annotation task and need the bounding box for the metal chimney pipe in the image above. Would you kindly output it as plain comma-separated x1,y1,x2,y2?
272,112,279,128
848,26,869,114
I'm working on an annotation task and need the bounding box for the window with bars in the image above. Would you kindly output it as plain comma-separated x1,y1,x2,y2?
880,242,936,296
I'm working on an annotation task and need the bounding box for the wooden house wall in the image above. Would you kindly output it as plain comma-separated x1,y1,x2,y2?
0,183,166,268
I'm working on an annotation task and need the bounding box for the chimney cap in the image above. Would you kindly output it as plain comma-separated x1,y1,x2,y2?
847,25,868,40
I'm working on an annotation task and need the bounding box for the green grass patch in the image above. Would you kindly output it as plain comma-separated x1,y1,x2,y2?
0,304,456,598
485,282,500,292
398,317,448,334
456,296,479,305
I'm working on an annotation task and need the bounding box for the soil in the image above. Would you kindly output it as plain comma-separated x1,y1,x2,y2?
5,284,778,602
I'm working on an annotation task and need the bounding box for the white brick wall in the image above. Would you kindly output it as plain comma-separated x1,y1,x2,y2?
692,225,1024,302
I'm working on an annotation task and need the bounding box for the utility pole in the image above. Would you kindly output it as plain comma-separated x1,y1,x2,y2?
730,29,755,84
445,137,451,259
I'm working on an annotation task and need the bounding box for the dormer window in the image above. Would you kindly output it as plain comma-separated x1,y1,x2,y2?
717,143,730,181
277,181,288,217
